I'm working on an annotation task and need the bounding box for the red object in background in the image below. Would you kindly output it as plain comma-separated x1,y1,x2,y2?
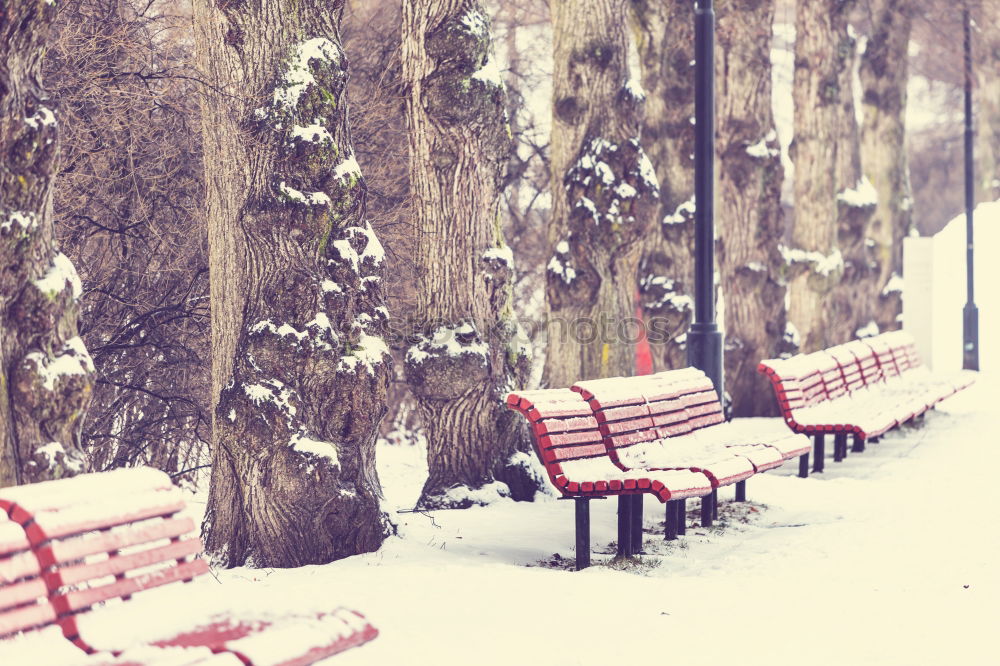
635,299,653,376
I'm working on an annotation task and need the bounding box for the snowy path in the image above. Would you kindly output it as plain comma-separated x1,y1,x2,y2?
202,378,998,666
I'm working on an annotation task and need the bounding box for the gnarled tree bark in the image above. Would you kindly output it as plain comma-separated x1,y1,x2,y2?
1,0,94,486
631,0,695,372
401,2,540,509
195,0,390,567
860,0,915,332
544,0,659,388
716,0,792,416
787,0,847,352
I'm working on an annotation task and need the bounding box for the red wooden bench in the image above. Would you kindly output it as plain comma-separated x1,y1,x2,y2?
758,331,976,470
505,388,714,569
573,368,810,539
506,368,811,569
0,468,377,665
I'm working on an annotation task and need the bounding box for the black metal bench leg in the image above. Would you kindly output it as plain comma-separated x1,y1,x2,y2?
712,488,719,520
852,434,865,453
798,452,810,478
735,480,746,502
617,495,633,558
631,494,644,553
701,491,714,528
677,498,687,536
575,497,590,570
665,500,679,541
833,432,845,462
813,435,825,473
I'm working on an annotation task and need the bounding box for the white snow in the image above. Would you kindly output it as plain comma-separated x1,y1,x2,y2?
290,433,340,467
856,320,880,338
547,254,576,284
278,181,330,206
882,273,904,295
320,279,343,294
333,155,362,182
663,197,696,225
459,7,489,38
779,245,844,276
745,130,779,159
25,336,94,390
405,323,489,365
783,321,801,348
272,38,342,112
837,176,878,208
289,123,333,144
624,78,646,101
33,252,83,299
24,106,56,130
338,332,390,375
0,210,39,234
471,57,505,88
482,245,514,266
332,224,385,273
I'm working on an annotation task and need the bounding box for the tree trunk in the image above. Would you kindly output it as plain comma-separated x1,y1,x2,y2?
401,2,540,509
195,0,390,567
544,0,659,388
786,0,846,352
828,13,878,343
977,0,1000,204
716,0,792,417
631,0,695,373
1,0,94,486
860,0,914,332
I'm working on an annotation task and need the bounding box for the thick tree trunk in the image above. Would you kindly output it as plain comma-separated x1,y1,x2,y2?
631,0,695,372
977,0,1000,204
544,0,659,388
0,0,94,486
860,0,914,332
401,2,540,509
828,16,878,343
787,0,846,352
195,0,390,567
716,0,792,417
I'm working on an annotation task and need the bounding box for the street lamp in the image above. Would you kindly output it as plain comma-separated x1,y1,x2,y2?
687,0,724,396
963,5,979,371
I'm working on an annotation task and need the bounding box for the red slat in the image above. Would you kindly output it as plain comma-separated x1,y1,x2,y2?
52,559,209,614
539,430,602,449
547,442,607,461
45,538,203,588
37,517,196,569
532,415,599,435
598,416,654,435
26,497,187,543
0,577,48,612
0,599,57,636
593,404,649,422
526,404,591,421
607,430,658,449
0,549,42,584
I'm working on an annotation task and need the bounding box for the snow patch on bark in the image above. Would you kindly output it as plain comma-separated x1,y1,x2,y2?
745,130,779,158
290,122,333,144
24,106,56,129
855,320,880,338
459,7,490,38
783,321,801,349
472,57,504,88
244,379,297,417
333,155,362,182
33,252,83,299
290,433,340,468
640,275,693,313
278,181,330,206
26,337,94,391
663,197,695,226
624,78,646,101
320,280,343,294
482,245,514,266
837,177,878,207
338,333,390,375
882,273,903,295
406,323,489,365
547,241,576,284
271,38,343,112
1,210,39,234
779,245,844,276
331,224,385,273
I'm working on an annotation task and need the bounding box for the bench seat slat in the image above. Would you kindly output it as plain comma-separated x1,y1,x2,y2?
0,577,48,612
0,597,57,636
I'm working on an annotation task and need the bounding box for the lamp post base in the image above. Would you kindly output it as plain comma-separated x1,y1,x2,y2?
963,303,979,371
687,322,723,399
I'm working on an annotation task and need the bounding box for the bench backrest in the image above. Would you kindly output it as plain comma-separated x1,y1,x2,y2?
572,368,724,465
844,340,885,388
826,345,866,394
0,514,56,638
862,336,903,379
0,468,207,629
758,354,830,425
505,388,608,488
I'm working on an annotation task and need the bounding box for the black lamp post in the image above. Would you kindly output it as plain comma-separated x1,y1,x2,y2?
687,0,724,396
963,5,979,371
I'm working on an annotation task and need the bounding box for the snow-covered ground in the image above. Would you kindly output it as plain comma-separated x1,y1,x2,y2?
180,377,999,666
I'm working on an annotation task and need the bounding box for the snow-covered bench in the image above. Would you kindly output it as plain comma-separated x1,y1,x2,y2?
572,368,810,538
505,388,714,569
0,468,377,665
758,331,976,469
506,368,811,568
